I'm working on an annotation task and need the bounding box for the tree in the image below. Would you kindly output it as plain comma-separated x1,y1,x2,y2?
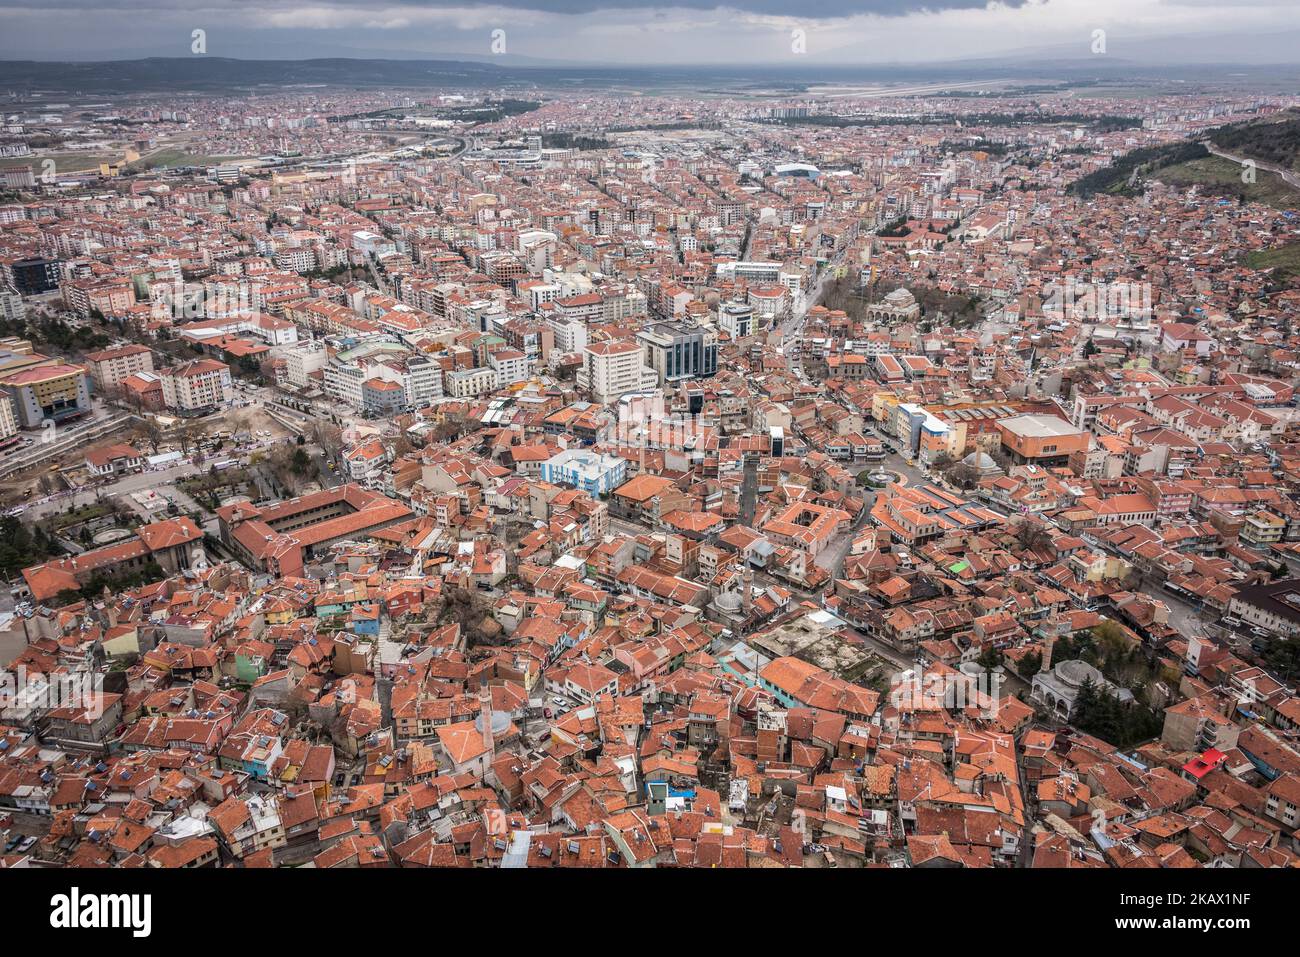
0,516,65,578
976,644,1003,673
1019,649,1043,678
1258,634,1300,682
944,461,980,490
177,421,204,454
1012,519,1054,554
309,421,343,460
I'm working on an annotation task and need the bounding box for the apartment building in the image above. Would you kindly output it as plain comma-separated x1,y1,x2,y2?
83,343,154,391
160,359,233,414
445,366,499,399
488,348,529,386
579,339,657,405
538,449,628,498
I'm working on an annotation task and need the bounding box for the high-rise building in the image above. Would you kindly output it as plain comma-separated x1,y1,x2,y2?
579,339,657,404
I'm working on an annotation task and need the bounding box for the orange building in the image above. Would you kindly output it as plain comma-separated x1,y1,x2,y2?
996,414,1089,466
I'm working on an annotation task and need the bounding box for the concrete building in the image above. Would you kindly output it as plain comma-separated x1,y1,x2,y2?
160,359,233,414
718,300,756,339
282,339,329,389
488,348,529,387
83,343,154,392
996,414,1090,467
445,367,499,399
0,363,92,427
579,339,657,405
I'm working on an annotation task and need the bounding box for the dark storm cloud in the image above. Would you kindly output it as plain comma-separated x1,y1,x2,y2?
0,0,1026,19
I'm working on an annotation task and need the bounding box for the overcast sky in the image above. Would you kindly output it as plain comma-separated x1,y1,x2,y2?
0,0,1297,64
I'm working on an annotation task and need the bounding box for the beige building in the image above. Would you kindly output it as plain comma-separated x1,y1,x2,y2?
161,358,233,413
444,366,498,399
83,343,154,391
0,392,17,443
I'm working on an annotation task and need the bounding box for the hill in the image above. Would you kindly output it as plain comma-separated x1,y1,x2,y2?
1207,111,1300,172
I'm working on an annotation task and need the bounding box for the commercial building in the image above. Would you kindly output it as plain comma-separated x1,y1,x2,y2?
717,300,756,339
5,257,60,296
996,414,1090,467
579,339,658,405
0,362,92,427
637,322,718,384
323,339,442,410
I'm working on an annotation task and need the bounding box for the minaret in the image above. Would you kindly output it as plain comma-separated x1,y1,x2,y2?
739,453,758,527
479,683,494,754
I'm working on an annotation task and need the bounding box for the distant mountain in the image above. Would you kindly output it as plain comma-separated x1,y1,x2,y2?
0,57,510,93
3,54,1298,96
817,29,1300,69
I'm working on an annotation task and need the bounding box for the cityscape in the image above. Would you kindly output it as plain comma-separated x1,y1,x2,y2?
0,3,1295,906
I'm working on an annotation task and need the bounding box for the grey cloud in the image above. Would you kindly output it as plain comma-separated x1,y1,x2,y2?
0,0,1028,19
333,0,1024,15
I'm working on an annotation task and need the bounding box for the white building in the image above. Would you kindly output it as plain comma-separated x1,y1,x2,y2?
282,340,329,389
488,349,530,386
578,339,658,405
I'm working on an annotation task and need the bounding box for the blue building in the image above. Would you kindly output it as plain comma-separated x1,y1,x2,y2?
538,449,627,498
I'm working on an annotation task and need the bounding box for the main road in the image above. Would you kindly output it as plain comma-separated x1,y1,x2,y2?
1202,141,1300,191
